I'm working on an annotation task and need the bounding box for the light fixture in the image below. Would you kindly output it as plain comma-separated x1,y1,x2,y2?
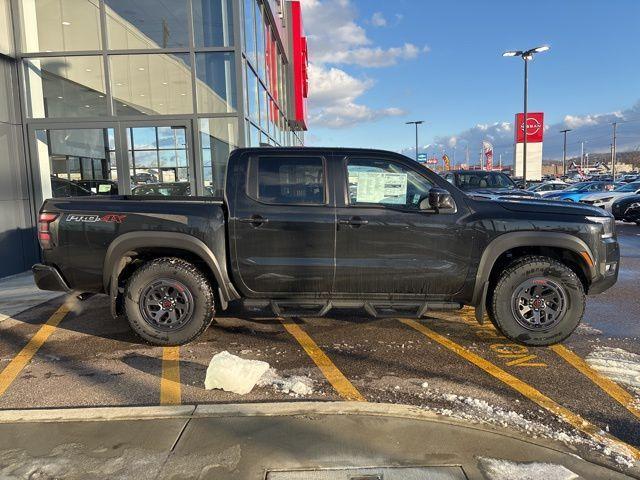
533,45,550,53
137,67,145,71
140,93,145,97
180,93,186,96
84,105,91,108
502,50,520,57
62,21,71,26
85,68,92,72
162,82,168,85
57,96,63,99
115,82,123,86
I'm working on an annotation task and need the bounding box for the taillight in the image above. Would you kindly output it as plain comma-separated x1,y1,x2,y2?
38,213,58,249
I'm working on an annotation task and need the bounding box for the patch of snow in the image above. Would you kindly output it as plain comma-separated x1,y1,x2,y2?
477,457,578,480
585,346,640,392
204,351,270,395
574,323,602,335
257,368,315,396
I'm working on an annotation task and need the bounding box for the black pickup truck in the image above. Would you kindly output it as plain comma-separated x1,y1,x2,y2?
33,148,619,346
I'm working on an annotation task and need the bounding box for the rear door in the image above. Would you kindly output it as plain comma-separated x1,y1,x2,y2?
333,154,472,296
230,152,336,295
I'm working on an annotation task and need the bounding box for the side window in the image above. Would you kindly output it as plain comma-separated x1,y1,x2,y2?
346,157,433,210
257,156,325,205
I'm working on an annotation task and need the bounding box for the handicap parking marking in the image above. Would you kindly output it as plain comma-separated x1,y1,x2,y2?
160,347,181,405
399,318,640,461
550,344,640,420
279,318,366,402
0,304,69,397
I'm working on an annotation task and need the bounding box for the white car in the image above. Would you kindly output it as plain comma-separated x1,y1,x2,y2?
579,181,640,212
526,180,569,197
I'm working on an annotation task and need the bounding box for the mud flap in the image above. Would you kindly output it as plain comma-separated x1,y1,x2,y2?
475,281,489,325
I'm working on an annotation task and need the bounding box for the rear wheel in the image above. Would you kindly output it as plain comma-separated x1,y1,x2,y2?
488,255,585,346
125,257,215,345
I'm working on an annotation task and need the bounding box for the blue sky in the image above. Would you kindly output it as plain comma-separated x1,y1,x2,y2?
301,0,640,162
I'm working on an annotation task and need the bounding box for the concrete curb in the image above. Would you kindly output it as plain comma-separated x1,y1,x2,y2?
0,405,196,423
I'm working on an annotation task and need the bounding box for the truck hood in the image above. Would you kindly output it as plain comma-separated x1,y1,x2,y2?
490,197,609,217
581,191,630,202
465,188,538,198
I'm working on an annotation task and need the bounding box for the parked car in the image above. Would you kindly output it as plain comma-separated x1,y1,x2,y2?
611,194,640,222
579,181,640,212
444,170,539,199
74,179,119,196
33,147,618,348
526,180,569,196
544,181,615,202
625,201,640,225
50,176,93,198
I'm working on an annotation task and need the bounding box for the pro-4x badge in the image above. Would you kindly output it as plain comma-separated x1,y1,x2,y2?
66,214,126,223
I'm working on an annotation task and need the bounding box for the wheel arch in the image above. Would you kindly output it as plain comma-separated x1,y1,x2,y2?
472,232,596,309
104,232,238,315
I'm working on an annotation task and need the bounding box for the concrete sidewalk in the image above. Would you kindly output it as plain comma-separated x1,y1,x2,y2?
0,402,636,480
0,271,62,322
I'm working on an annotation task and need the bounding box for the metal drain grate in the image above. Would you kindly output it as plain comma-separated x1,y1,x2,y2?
267,466,467,480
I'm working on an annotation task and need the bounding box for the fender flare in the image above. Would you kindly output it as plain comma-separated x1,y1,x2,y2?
471,231,596,308
103,231,238,311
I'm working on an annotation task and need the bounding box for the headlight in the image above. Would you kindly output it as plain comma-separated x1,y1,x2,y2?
586,216,615,239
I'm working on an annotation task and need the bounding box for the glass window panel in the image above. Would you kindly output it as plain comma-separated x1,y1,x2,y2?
246,66,259,123
110,53,193,115
132,127,157,149
133,150,158,168
158,126,186,149
195,52,237,114
250,123,260,147
19,0,101,53
105,0,190,49
193,0,234,47
243,0,256,66
34,128,118,199
256,3,266,82
258,84,267,130
199,117,238,196
258,156,325,205
24,56,107,118
158,150,177,167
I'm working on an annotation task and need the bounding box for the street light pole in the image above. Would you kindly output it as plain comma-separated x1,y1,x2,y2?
560,128,571,176
502,45,550,189
406,120,424,161
612,122,617,180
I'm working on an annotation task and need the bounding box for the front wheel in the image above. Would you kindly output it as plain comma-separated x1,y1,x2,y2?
124,257,215,345
488,256,585,346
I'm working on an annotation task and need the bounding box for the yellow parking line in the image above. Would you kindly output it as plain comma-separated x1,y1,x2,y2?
160,347,181,405
0,304,69,397
400,318,640,460
280,319,366,402
551,344,640,420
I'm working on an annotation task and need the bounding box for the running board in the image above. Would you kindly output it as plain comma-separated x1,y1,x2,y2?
242,299,463,319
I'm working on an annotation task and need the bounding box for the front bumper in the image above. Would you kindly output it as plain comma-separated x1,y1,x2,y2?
32,264,71,293
588,237,620,294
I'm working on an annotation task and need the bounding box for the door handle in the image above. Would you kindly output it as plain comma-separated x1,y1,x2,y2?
338,217,369,227
238,215,269,227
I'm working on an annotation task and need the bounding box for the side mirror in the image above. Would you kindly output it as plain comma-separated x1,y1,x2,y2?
423,187,456,213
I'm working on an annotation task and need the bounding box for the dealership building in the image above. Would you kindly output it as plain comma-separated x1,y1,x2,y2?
0,0,309,278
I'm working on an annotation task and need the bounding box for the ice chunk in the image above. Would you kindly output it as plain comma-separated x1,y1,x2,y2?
204,351,270,395
477,457,578,480
257,368,314,396
586,346,640,391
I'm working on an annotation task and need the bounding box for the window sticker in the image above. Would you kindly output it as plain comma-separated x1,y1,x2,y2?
352,172,408,204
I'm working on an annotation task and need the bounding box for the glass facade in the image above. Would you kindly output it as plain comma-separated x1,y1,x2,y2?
14,0,303,205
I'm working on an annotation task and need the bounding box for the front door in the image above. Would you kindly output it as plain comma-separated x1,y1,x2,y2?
334,154,472,297
118,121,196,196
230,152,336,296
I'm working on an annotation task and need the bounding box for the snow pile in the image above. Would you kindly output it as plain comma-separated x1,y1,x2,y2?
204,351,270,394
574,323,602,335
585,346,640,392
258,368,314,396
477,457,578,480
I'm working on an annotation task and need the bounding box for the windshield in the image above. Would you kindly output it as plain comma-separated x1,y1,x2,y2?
614,182,640,192
456,171,516,190
564,182,589,191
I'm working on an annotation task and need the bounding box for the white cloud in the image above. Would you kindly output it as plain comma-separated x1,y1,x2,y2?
371,12,387,27
315,43,423,68
308,64,406,128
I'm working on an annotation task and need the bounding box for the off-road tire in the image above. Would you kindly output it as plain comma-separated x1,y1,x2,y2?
488,255,585,346
124,257,215,346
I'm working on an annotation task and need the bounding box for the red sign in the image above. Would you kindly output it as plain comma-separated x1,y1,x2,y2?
290,1,308,130
515,112,544,143
426,158,438,165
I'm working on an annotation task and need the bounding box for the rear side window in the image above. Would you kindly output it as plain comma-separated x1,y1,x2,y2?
257,156,325,205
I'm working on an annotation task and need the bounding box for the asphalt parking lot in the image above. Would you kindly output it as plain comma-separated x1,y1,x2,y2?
1,223,639,473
